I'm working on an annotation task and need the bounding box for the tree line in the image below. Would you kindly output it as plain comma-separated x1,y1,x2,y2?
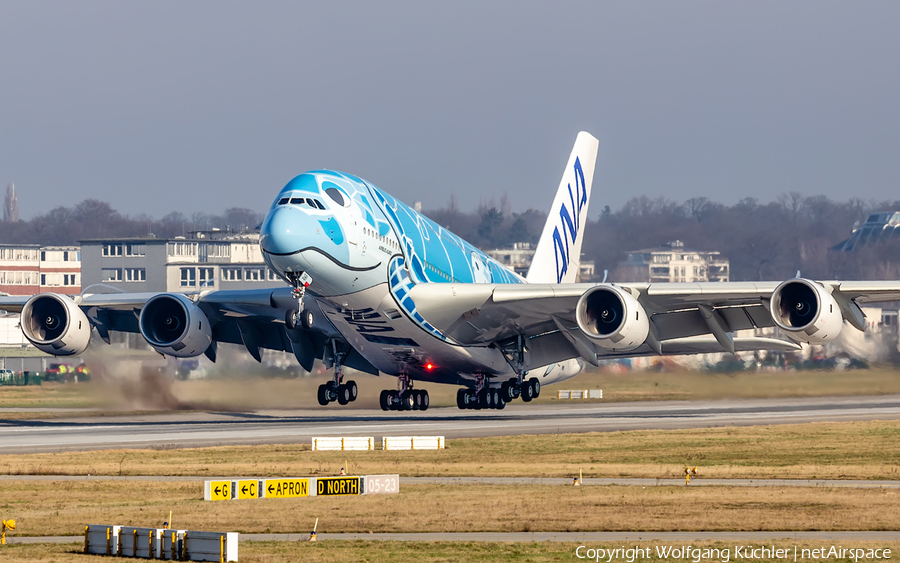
2,193,899,281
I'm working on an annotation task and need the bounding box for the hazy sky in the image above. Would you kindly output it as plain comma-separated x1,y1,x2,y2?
2,2,899,219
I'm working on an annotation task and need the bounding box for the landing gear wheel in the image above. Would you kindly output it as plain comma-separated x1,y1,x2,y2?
457,389,466,410
337,384,350,405
496,395,506,409
285,309,299,330
529,377,540,398
490,388,500,408
346,380,358,402
380,390,390,411
387,392,398,411
401,392,415,411
302,309,314,329
501,382,513,401
317,384,329,406
420,390,429,411
521,380,534,402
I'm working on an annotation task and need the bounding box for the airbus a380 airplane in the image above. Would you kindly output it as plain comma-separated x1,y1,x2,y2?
4,132,900,411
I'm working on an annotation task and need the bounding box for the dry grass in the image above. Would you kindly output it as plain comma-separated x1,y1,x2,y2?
2,480,900,537
4,541,896,563
2,420,899,480
3,368,900,415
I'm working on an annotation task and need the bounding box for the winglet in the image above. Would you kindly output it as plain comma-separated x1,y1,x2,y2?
527,132,599,284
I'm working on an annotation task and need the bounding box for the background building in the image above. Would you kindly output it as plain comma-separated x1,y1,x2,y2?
80,230,285,293
485,242,596,281
0,244,81,296
616,240,729,283
834,211,900,251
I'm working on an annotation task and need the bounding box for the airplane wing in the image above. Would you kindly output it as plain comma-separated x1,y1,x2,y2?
407,279,900,369
0,288,378,375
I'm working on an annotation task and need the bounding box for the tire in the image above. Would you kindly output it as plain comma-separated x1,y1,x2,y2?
346,380,358,401
285,309,299,330
529,377,540,398
497,395,506,410
521,381,534,402
401,392,415,411
457,389,466,409
490,388,500,408
411,391,421,411
317,384,329,406
302,309,314,329
485,388,495,408
501,382,513,401
421,390,429,411
380,389,390,411
337,384,350,405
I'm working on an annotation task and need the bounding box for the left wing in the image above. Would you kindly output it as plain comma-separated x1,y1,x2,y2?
0,289,377,375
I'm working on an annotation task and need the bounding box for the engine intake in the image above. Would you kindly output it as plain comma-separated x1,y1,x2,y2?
139,294,212,357
575,286,649,351
771,279,843,344
20,294,91,356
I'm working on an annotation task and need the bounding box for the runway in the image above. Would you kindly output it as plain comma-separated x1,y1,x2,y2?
1,394,899,454
9,531,900,543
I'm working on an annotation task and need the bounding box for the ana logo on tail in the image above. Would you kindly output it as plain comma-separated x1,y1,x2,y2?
551,157,588,283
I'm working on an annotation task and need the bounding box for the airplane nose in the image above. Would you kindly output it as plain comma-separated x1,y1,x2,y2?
260,205,309,255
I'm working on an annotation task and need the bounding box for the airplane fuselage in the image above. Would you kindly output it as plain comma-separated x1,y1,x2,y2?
259,170,583,388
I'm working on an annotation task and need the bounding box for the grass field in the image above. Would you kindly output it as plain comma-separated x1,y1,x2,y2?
3,367,900,414
3,420,899,480
3,480,900,536
5,541,896,563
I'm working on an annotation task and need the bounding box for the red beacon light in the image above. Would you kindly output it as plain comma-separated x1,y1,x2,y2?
425,363,435,371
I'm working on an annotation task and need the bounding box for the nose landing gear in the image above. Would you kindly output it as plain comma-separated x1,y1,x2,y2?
286,271,314,330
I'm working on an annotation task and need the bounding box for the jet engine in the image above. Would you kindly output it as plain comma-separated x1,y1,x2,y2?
770,278,843,344
20,294,91,356
139,294,212,357
575,286,649,351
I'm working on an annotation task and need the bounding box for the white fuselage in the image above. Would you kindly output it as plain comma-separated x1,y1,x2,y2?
259,170,583,388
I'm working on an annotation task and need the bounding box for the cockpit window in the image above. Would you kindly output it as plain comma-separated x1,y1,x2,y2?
325,187,346,207
314,199,326,210
289,197,304,204
278,197,289,205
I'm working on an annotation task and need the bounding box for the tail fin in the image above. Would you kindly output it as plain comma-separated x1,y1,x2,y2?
527,131,599,284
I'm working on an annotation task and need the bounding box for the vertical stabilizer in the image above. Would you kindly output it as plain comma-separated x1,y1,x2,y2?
527,132,599,284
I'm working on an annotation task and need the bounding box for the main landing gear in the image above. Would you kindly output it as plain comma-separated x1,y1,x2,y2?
317,340,359,406
455,374,513,410
379,374,429,411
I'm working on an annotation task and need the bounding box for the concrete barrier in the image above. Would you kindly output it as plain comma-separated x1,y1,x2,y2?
557,389,602,399
118,527,162,558
382,436,444,450
311,436,374,451
183,530,238,562
84,524,120,555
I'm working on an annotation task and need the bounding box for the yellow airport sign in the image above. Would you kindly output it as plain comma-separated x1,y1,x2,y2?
208,480,231,501
265,478,309,498
317,476,360,496
236,479,259,499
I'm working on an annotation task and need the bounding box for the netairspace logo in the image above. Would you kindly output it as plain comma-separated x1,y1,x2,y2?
575,545,893,562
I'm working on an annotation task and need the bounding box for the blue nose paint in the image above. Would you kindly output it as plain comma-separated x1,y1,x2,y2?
319,217,344,245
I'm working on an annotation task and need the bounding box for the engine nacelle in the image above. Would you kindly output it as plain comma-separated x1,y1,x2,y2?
20,294,91,356
770,278,844,344
575,285,649,351
139,294,212,357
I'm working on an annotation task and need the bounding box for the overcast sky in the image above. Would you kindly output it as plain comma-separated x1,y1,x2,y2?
2,2,899,220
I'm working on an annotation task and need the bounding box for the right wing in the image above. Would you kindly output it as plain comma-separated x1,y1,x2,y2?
408,278,900,369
